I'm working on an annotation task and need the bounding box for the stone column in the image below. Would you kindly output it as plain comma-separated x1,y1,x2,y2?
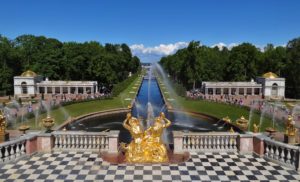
52,87,55,94
67,87,71,94
108,130,120,154
83,87,87,94
173,131,184,154
45,87,48,94
229,88,232,95
36,86,39,94
95,85,98,93
60,87,63,94
205,88,208,95
91,87,94,94
259,88,262,96
212,88,216,95
75,87,78,94
244,88,247,96
252,88,255,95
221,88,224,95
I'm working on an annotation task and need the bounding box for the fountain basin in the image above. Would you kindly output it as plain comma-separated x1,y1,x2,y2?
60,108,243,144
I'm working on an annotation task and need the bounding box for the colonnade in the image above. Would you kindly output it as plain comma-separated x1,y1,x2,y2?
203,87,261,95
37,85,98,94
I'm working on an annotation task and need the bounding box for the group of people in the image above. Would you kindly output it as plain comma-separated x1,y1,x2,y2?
52,92,110,103
121,112,171,163
187,90,249,107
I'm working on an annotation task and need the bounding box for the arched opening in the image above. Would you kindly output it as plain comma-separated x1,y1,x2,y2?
21,82,28,94
271,83,278,97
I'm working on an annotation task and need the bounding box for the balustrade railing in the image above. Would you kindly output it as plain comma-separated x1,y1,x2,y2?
264,137,300,170
173,131,238,153
0,136,28,162
53,131,110,151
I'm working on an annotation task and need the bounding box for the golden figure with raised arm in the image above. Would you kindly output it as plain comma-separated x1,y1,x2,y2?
122,113,145,162
122,112,171,163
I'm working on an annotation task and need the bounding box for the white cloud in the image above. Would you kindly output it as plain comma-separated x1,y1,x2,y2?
130,42,188,56
211,42,227,50
211,42,239,50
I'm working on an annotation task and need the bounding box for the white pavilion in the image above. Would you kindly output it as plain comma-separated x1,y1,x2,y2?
201,72,285,99
14,70,98,97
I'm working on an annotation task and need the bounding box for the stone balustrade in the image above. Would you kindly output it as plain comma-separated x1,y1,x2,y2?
52,130,119,153
0,135,28,162
1,129,300,172
173,131,238,153
264,137,300,171
0,130,120,163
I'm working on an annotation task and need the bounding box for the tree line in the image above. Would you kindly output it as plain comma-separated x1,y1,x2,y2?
0,34,141,95
159,38,300,98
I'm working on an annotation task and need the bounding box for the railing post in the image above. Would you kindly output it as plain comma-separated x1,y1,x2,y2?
173,131,184,154
25,134,38,155
108,130,119,154
238,133,254,154
37,133,54,152
253,134,266,157
297,149,300,172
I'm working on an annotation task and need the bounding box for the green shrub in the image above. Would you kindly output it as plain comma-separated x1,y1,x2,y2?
171,81,187,97
112,71,140,97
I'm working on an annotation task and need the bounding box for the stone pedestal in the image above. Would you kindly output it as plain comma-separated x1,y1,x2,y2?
284,134,296,144
0,132,9,143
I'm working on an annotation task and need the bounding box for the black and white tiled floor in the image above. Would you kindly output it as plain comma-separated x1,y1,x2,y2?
0,151,299,182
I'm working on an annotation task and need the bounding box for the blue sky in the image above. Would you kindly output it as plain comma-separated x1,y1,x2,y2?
1,0,300,62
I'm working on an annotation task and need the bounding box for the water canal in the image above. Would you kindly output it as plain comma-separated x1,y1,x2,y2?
66,71,233,144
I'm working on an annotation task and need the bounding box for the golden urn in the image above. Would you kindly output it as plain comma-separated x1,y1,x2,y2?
18,124,30,134
42,115,55,131
236,116,249,130
222,116,231,123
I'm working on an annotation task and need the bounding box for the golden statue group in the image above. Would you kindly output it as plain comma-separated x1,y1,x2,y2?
121,112,171,163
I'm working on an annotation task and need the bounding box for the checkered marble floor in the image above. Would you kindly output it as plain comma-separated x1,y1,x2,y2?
0,151,299,182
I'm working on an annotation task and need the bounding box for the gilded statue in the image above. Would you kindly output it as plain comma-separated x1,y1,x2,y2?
122,112,171,163
122,113,145,162
143,112,171,162
253,123,259,133
285,115,296,136
0,110,7,136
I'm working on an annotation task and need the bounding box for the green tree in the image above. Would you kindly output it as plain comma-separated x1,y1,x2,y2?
226,43,260,81
285,38,300,98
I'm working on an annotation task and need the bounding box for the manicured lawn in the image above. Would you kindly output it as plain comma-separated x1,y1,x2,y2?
157,78,284,132
21,76,143,130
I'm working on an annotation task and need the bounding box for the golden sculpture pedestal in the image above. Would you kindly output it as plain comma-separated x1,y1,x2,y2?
284,134,296,144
